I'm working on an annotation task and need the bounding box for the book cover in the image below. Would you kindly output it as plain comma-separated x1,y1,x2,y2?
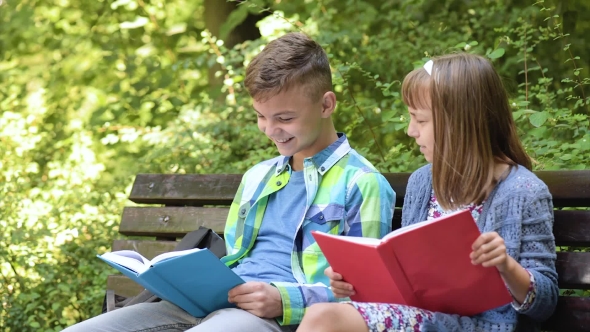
312,209,512,316
98,248,245,317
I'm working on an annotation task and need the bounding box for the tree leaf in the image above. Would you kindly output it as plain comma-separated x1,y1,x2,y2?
529,111,550,127
487,48,505,59
560,154,572,161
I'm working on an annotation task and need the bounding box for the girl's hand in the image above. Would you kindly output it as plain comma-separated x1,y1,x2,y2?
470,231,515,274
324,266,355,298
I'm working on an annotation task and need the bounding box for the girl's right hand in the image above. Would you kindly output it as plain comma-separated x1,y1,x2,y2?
324,266,355,298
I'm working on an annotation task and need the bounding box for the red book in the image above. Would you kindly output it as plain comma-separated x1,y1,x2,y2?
312,209,513,316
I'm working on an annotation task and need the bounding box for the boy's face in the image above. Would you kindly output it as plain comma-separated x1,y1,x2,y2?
407,106,434,163
253,85,334,163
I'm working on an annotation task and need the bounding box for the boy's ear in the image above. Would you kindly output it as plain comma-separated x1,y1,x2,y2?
320,91,337,118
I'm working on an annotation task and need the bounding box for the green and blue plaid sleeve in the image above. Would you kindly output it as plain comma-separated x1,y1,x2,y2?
272,171,395,325
346,171,395,238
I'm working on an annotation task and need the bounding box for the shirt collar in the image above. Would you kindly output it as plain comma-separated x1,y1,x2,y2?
275,133,351,176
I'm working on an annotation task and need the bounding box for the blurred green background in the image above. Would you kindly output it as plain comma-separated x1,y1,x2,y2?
1,0,588,330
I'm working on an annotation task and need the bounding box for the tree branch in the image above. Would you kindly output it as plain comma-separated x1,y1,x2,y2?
524,26,529,102
337,68,386,163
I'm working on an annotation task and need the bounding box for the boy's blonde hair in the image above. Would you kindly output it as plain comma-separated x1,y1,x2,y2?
244,32,332,102
402,53,531,210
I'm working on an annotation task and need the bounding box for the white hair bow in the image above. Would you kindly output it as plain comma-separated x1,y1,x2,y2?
423,60,433,76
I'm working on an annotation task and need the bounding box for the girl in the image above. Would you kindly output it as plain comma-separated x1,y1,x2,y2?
296,53,558,332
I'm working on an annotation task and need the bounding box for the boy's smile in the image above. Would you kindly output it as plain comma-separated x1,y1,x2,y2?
253,85,338,171
273,137,294,144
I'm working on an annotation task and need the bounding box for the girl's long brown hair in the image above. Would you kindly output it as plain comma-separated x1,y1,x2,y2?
402,53,531,210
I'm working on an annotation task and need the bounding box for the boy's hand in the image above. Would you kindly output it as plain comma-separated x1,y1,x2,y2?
228,282,283,318
325,266,355,298
470,231,514,273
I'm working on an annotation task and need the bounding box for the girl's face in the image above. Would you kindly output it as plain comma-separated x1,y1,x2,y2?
407,107,435,163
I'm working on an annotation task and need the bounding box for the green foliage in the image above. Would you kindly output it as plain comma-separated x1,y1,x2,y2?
1,0,589,330
0,103,126,329
500,8,590,170
1,0,202,329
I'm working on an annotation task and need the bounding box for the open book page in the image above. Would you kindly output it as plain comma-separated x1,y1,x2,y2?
314,219,440,246
100,247,203,274
313,233,382,246
380,209,468,242
100,250,151,274
150,248,202,265
312,210,470,246
108,250,151,264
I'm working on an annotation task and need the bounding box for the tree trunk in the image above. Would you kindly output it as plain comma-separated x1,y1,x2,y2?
204,0,268,87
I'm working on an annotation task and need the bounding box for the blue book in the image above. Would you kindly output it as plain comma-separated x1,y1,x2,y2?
98,248,245,317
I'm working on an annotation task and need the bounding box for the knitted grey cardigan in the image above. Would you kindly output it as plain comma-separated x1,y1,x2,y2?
402,164,558,331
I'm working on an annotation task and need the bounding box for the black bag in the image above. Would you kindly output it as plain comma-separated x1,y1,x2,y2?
101,226,226,313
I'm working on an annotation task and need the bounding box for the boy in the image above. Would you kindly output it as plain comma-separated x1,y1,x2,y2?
63,32,395,332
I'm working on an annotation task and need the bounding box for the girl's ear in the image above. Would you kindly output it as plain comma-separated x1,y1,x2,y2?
321,91,337,118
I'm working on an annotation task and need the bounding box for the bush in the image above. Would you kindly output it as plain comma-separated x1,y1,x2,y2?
0,0,587,330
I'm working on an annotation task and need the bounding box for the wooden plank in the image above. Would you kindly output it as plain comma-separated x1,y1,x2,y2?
119,206,227,237
542,296,590,331
557,252,590,289
106,275,144,298
118,208,588,246
128,173,411,206
390,210,590,247
536,170,590,207
382,173,411,207
111,239,178,259
120,206,402,238
128,171,590,208
554,210,590,247
129,174,242,206
392,209,402,230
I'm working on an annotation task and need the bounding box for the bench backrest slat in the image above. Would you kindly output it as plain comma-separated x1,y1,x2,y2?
119,208,589,247
553,210,590,247
535,170,590,207
129,174,241,205
544,297,590,331
120,206,228,237
128,170,590,207
556,252,590,290
112,239,177,258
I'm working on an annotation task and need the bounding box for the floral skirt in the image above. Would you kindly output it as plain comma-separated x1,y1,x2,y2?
347,302,434,332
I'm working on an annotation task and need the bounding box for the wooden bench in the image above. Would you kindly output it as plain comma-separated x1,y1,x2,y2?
107,171,590,331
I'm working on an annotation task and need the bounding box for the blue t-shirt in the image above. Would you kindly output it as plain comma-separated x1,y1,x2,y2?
232,168,305,283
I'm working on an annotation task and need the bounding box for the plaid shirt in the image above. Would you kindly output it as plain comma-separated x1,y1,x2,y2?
221,134,395,325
